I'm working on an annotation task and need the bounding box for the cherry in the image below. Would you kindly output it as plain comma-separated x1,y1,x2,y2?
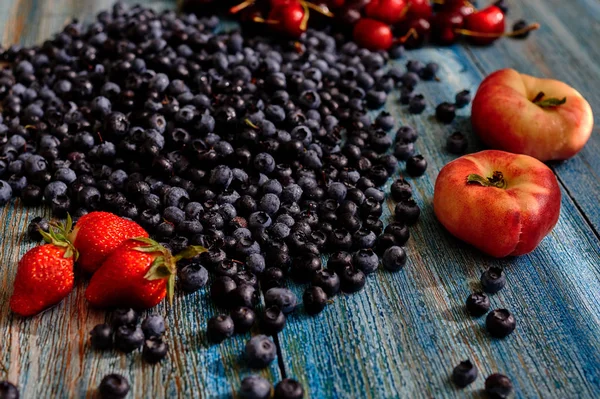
337,7,362,25
431,11,464,45
352,18,394,50
447,3,475,18
267,1,308,38
326,0,346,8
407,0,433,21
461,5,505,45
364,0,409,25
397,17,431,49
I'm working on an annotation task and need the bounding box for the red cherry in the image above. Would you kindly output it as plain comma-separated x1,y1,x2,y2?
462,5,505,45
431,11,464,45
353,18,394,50
448,3,475,18
364,0,409,25
398,17,431,49
407,0,432,21
326,0,346,8
268,1,308,38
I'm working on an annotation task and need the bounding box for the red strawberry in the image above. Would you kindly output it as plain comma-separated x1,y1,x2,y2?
71,211,148,274
10,217,78,317
85,238,206,309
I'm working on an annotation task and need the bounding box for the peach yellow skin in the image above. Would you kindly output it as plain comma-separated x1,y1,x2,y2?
471,69,594,161
433,150,561,258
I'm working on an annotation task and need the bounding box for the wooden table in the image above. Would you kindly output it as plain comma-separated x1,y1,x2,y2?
0,0,599,398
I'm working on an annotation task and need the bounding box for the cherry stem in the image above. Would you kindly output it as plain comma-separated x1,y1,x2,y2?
302,1,333,17
395,28,418,44
300,2,310,31
455,23,540,38
229,0,254,14
252,16,279,24
467,171,507,189
244,118,259,129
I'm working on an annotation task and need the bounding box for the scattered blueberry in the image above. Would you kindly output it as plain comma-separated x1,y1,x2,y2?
260,306,287,335
485,373,513,399
245,335,277,369
274,378,304,399
382,246,407,272
452,360,478,387
112,308,139,328
98,374,130,399
446,132,468,154
231,306,256,334
455,90,471,108
264,288,298,314
208,314,235,343
27,216,50,241
179,263,209,293
481,267,506,294
340,266,366,293
408,94,426,114
114,325,145,353
486,309,517,338
143,337,169,363
465,292,491,317
303,286,328,315
0,381,19,399
239,375,272,399
141,314,165,338
90,323,113,350
435,102,456,124
406,155,428,177
394,199,421,225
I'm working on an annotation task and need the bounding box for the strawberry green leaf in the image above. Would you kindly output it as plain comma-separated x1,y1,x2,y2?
173,245,208,261
145,257,175,281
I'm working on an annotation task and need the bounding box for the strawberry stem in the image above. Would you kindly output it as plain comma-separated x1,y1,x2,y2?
173,245,208,261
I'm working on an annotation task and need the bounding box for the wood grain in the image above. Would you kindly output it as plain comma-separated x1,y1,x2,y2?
0,0,599,398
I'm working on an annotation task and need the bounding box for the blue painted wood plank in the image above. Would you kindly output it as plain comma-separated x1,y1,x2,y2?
276,42,600,398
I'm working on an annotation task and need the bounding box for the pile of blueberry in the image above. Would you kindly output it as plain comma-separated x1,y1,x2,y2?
90,309,169,364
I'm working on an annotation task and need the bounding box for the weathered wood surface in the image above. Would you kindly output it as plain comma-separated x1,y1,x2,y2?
0,0,599,398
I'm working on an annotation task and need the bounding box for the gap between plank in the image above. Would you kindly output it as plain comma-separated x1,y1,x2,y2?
273,333,288,379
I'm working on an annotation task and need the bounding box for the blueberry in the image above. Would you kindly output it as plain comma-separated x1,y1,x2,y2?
143,336,169,363
436,102,456,124
455,90,471,108
382,246,407,272
390,178,412,201
394,199,420,225
400,86,415,105
340,266,366,293
246,253,266,274
98,374,129,399
114,325,145,353
393,140,416,161
0,381,19,399
259,193,280,215
452,360,478,387
312,269,340,297
27,216,49,241
400,72,419,89
408,94,426,114
43,181,67,203
112,308,139,328
179,263,209,293
486,309,516,338
366,90,387,108
485,373,513,399
481,267,506,294
260,306,287,334
231,284,259,309
303,286,328,315
210,165,233,189
54,167,77,184
374,111,395,131
465,292,491,317
90,323,113,350
231,306,256,334
291,254,322,282
245,335,277,368
353,249,379,274
406,155,428,177
254,153,276,174
239,375,272,399
406,60,425,73
208,314,235,343
265,288,298,314
493,0,509,14
446,132,468,154
142,315,166,338
274,378,304,399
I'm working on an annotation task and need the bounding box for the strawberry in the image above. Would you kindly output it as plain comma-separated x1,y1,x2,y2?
10,217,78,317
71,211,148,274
85,238,206,309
